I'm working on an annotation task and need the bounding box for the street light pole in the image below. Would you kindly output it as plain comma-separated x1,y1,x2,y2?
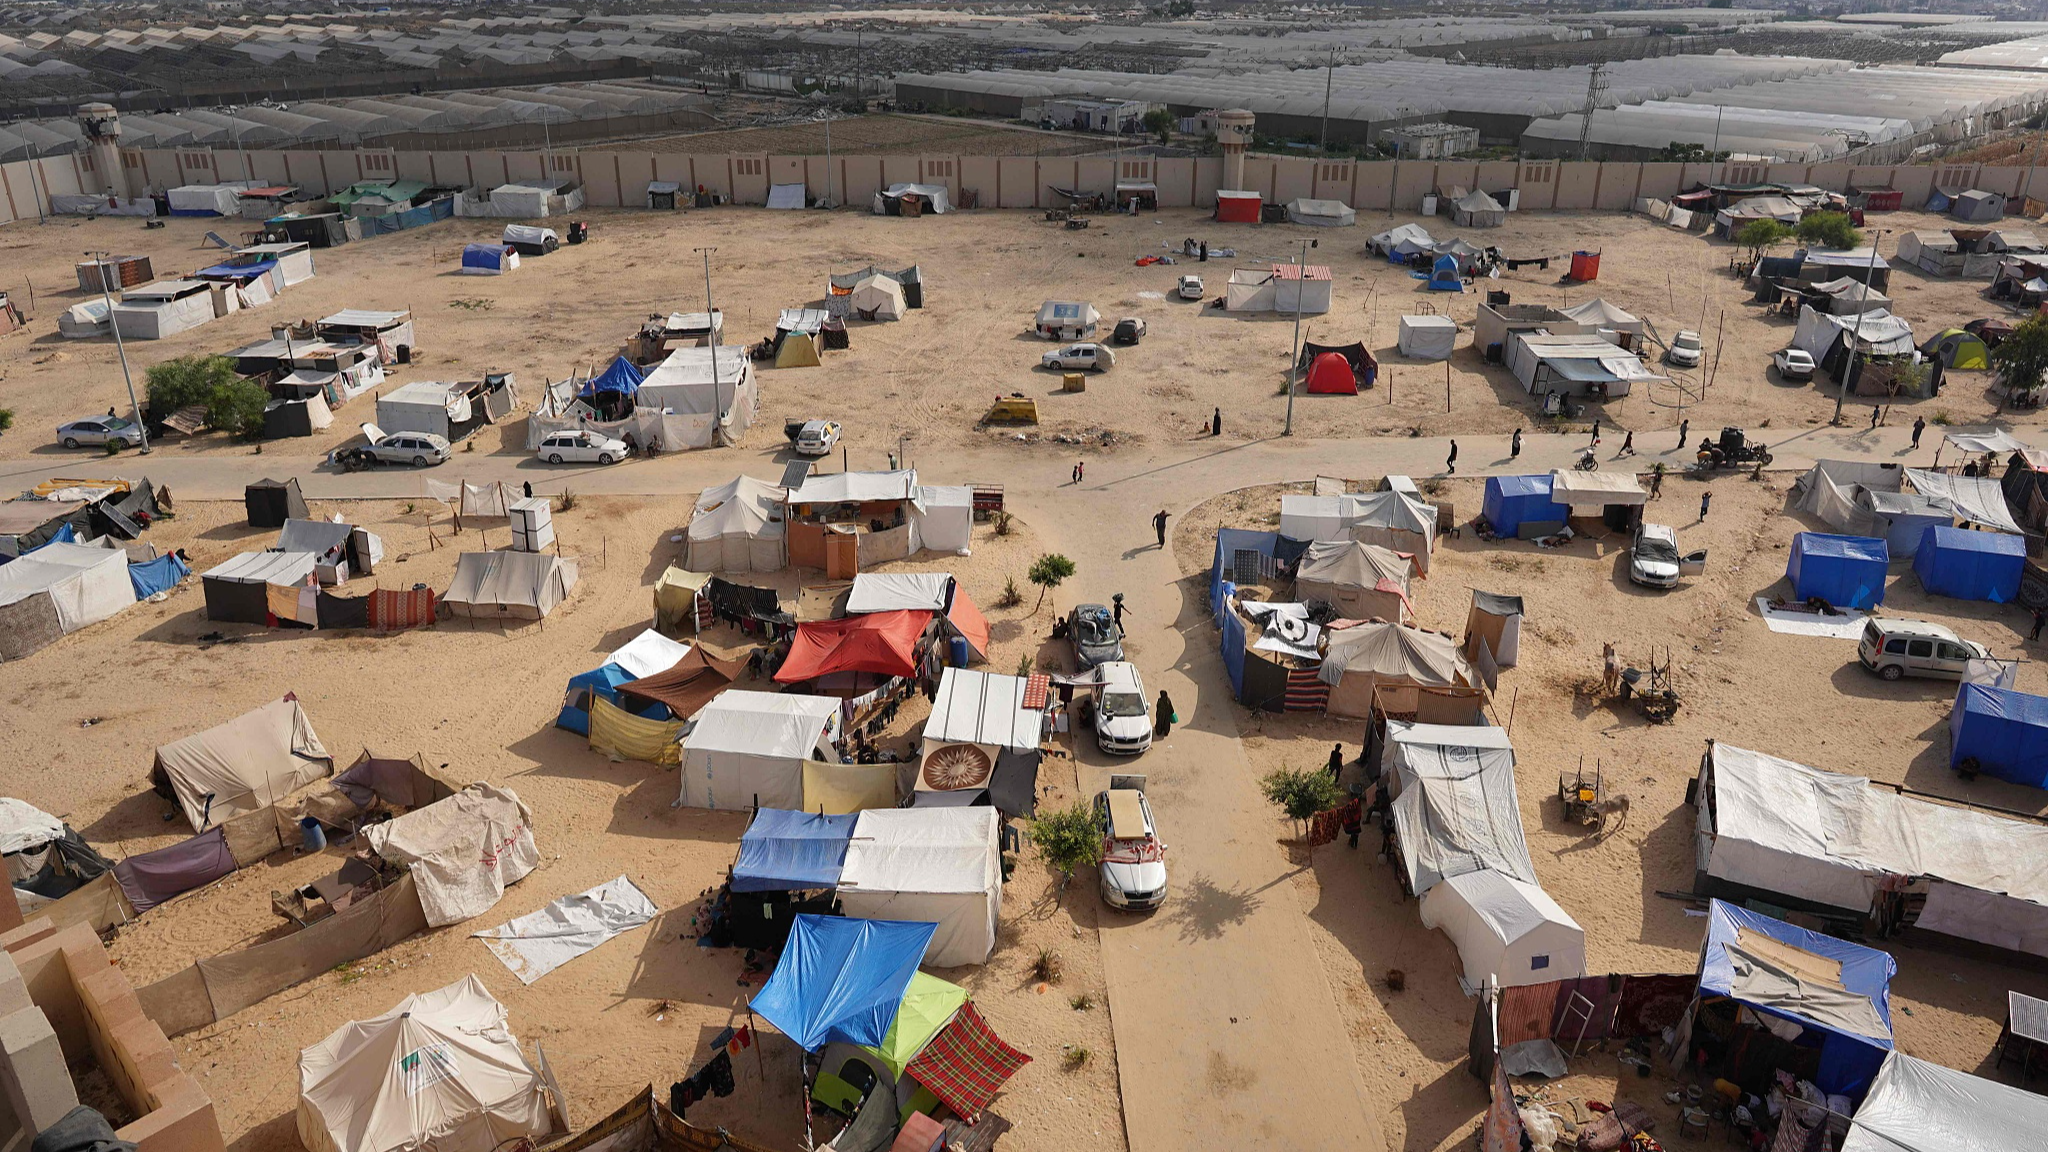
91,249,149,454
1284,237,1317,436
695,246,723,442
1835,230,1886,425
225,105,247,183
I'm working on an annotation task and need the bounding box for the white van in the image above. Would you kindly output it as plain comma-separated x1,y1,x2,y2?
1093,661,1152,755
1857,618,1991,681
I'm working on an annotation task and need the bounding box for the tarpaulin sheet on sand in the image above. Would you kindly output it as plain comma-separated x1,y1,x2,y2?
473,874,657,984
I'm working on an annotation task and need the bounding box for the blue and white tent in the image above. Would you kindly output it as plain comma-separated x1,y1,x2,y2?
459,243,518,275
578,355,645,401
732,809,857,892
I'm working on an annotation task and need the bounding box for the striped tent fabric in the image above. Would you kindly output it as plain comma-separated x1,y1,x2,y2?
904,1002,1030,1120
1284,666,1330,712
368,587,437,631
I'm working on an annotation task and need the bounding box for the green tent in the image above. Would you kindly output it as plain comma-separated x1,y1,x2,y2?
1925,327,1990,370
861,972,968,1077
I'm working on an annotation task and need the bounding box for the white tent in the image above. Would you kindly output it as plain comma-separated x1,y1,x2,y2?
848,274,906,321
1558,298,1642,339
1547,470,1648,508
152,697,333,832
1370,222,1434,256
1842,1051,2048,1152
443,551,578,620
685,475,786,573
1279,490,1438,573
168,184,241,215
677,691,840,811
910,486,973,556
788,469,918,506
837,806,1001,968
920,667,1041,774
1792,305,1915,359
1398,315,1457,359
1451,189,1506,228
297,975,553,1152
1292,539,1412,622
1421,868,1584,990
366,783,539,926
1034,300,1098,340
0,541,135,648
635,345,757,448
1285,198,1355,227
1382,722,1532,897
847,572,951,613
766,183,806,210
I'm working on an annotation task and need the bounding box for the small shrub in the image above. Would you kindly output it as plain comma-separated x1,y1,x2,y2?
1032,947,1065,985
996,574,1023,609
1932,410,1953,426
558,488,578,512
1030,803,1102,904
402,502,417,515
1015,653,1034,679
103,439,122,455
0,408,14,433
1060,1046,1092,1071
1069,993,1095,1011
991,510,1014,536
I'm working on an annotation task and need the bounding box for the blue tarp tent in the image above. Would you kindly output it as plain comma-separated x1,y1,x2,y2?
460,242,515,274
1950,682,2048,788
1482,475,1569,539
750,915,936,1051
1786,533,1888,609
1913,526,2024,603
556,662,641,735
1427,254,1463,292
1697,900,1894,1098
579,356,644,400
733,809,857,892
127,552,189,599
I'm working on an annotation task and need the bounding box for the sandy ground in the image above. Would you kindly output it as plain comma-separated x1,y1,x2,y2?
0,495,1123,1152
3,204,2039,473
1173,473,2048,1151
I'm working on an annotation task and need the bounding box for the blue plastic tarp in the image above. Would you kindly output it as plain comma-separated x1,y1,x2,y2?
732,809,857,892
579,355,645,399
127,552,188,599
1913,526,2024,603
750,915,936,1051
555,662,639,736
1951,682,2048,788
1786,533,1888,609
1700,900,1894,1097
461,243,510,270
1482,475,1568,538
197,257,277,281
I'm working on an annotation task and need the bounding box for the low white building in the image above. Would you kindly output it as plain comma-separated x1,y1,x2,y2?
1040,96,1149,133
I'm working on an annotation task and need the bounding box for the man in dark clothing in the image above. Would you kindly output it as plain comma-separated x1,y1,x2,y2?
1870,405,1882,431
2032,607,2046,642
1153,508,1169,548
1112,594,1126,630
1446,440,1458,475
1619,430,1635,456
1212,407,1222,437
1911,416,1926,449
1511,428,1523,458
1328,744,1345,782
1699,491,1712,521
1677,419,1689,451
1649,464,1665,499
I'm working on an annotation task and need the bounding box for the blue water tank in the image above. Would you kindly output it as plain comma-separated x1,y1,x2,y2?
948,636,970,668
298,816,327,852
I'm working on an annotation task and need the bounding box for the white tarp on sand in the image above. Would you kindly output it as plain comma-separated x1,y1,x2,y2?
367,783,539,927
473,874,657,984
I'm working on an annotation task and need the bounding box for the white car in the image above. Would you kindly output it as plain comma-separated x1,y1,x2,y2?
1666,330,1704,369
1629,522,1706,589
1773,348,1816,381
1096,777,1167,912
1042,343,1115,372
793,419,843,457
1092,661,1152,756
333,423,451,469
1177,274,1205,300
536,429,629,465
56,415,144,449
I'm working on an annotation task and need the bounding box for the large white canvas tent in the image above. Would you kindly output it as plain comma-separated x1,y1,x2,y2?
366,784,539,926
837,806,1001,968
0,541,135,660
678,691,841,811
1842,1051,2048,1152
1557,298,1642,342
1451,188,1506,228
1695,742,2048,960
910,486,973,556
686,475,787,573
1398,315,1457,359
625,345,758,449
1792,305,1915,360
1318,623,1472,718
1421,868,1584,990
1381,722,1532,890
847,274,906,321
1278,490,1438,573
1292,539,1412,622
1285,198,1355,227
152,697,334,832
443,552,578,620
168,184,242,215
297,975,554,1152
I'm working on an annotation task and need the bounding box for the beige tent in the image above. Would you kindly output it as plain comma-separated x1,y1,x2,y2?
297,975,554,1152
1292,540,1413,623
152,697,334,832
775,331,822,368
1463,591,1524,669
365,783,539,927
685,475,787,573
443,551,578,620
848,274,906,321
1317,622,1472,719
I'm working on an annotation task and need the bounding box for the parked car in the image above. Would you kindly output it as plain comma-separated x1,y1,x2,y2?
1111,317,1147,346
1858,618,1992,682
1666,330,1704,369
1095,777,1167,912
56,415,145,450
1042,343,1115,372
1177,274,1205,300
536,429,628,465
1066,603,1125,669
332,423,450,470
1773,348,1816,382
1091,661,1153,755
792,419,843,457
1628,523,1707,589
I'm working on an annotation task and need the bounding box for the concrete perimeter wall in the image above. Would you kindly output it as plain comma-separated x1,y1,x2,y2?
5,148,2048,226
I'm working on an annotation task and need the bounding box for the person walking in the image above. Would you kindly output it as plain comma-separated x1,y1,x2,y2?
1111,594,1126,630
1677,418,1689,451
1912,416,1926,449
1153,690,1175,739
1870,405,1882,431
1619,430,1635,457
1699,491,1712,522
2032,606,2046,642
1327,744,1345,783
1153,508,1169,548
1590,419,1602,447
1212,407,1223,437
1446,439,1459,475
522,481,533,499
1649,463,1665,499
1511,428,1523,459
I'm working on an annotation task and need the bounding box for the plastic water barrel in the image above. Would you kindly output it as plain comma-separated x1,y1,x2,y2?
299,817,327,852
948,636,970,668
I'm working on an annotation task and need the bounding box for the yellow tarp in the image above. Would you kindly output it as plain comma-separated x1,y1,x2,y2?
802,758,898,814
588,695,683,766
653,566,711,632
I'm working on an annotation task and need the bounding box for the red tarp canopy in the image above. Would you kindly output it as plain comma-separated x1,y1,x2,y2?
775,609,932,683
947,587,991,660
1305,352,1358,395
904,1001,1031,1120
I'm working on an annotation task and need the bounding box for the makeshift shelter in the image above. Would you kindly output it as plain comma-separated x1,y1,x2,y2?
152,697,333,832
367,783,538,927
1371,222,1434,257
442,552,578,620
616,647,744,722
766,183,806,210
1296,340,1378,387
1792,306,1916,375
296,975,553,1152
775,609,932,684
1318,622,1472,719
919,668,1042,808
1398,314,1457,359
1422,868,1584,990
459,243,518,275
1464,591,1523,668
652,566,710,632
1303,352,1358,395
0,542,136,660
128,552,189,601
1291,540,1411,623
109,280,217,340
847,275,906,322
872,183,950,215
1914,526,2023,602
1285,198,1355,227
910,485,975,557
1226,264,1332,314
1426,255,1464,292
1278,490,1438,574
201,551,319,625
1786,533,1888,609
859,970,969,1081
1951,683,2048,789
678,691,841,812
552,629,689,735
500,224,558,256
1842,1051,2048,1152
1213,190,1261,223
1807,276,1892,316
1953,190,2006,222
1675,900,1894,1097
263,395,334,439
1558,298,1643,346
2,799,112,921
686,476,787,573
1923,327,1990,370
837,807,1001,968
732,809,856,892
750,914,935,1051
775,332,822,369
168,184,241,216
555,662,643,737
1033,300,1098,341
1548,469,1648,527
623,345,757,448
1451,189,1506,228
1482,475,1569,539
1382,722,1531,896
57,300,111,339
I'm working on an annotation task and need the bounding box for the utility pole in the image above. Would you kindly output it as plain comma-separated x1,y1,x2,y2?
824,115,834,207
1284,237,1317,436
225,105,248,182
696,246,723,442
90,249,148,454
1319,46,1335,154
1836,232,1886,425
1577,63,1607,162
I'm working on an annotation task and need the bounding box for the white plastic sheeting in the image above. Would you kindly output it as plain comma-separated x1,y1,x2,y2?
837,807,1001,968
1792,305,1916,359
922,668,1041,753
909,485,973,556
1384,722,1533,897
1842,1051,2048,1152
1548,470,1648,507
766,183,806,210
0,798,66,856
606,628,692,680
474,874,657,984
847,572,951,614
0,541,135,634
367,783,539,927
1421,868,1585,990
678,691,840,811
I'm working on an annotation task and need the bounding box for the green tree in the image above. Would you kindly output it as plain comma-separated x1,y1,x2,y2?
0,408,13,434
1030,803,1103,903
1258,766,1344,840
1796,210,1861,250
205,377,270,438
1992,313,2048,404
1734,218,1795,264
1027,552,1077,614
1142,108,1174,146
145,354,239,417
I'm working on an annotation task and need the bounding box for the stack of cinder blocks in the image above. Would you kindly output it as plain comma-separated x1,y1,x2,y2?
0,883,222,1152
